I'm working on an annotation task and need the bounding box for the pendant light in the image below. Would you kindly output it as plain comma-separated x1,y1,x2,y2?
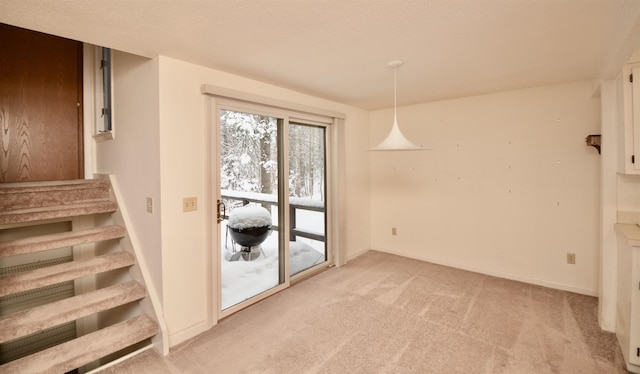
369,60,426,151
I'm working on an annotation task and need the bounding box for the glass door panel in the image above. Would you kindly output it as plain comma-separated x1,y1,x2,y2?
219,109,282,310
288,122,327,276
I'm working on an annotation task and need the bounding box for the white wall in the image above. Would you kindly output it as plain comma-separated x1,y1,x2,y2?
94,51,163,301
369,81,601,295
156,56,371,346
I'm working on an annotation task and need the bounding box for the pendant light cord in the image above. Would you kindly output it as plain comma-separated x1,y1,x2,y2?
387,60,403,121
393,64,397,121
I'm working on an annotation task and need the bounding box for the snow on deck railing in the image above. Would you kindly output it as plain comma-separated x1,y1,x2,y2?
220,189,324,211
220,189,325,242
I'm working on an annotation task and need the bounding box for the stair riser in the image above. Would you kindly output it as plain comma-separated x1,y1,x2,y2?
1,186,111,211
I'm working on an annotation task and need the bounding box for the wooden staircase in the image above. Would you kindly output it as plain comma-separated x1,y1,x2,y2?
0,179,161,373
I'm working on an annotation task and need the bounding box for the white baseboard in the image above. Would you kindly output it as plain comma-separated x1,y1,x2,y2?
168,320,210,348
371,247,598,297
345,247,371,264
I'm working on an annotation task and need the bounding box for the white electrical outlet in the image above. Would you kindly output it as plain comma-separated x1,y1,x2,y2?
146,197,153,213
567,253,576,265
392,227,397,236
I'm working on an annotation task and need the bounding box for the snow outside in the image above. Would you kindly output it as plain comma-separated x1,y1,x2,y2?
220,110,326,309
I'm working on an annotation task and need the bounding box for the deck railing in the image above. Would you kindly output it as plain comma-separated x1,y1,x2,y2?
221,189,325,243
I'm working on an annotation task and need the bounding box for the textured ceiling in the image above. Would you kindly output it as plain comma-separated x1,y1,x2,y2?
2,0,640,110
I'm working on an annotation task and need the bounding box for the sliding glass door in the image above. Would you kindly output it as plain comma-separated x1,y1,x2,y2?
216,105,330,314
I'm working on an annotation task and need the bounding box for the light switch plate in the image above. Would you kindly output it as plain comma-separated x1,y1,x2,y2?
183,197,197,212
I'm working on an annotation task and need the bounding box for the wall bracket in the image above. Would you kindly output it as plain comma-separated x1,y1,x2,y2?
585,134,601,154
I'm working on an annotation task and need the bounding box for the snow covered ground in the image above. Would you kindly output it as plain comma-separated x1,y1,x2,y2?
220,209,325,310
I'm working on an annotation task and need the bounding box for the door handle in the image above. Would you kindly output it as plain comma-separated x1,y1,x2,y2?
217,199,226,223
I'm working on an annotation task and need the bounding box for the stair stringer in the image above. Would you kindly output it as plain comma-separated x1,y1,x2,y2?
98,174,169,356
71,214,99,342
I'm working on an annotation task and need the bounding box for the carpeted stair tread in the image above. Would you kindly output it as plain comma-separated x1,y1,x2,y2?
0,251,135,298
0,179,161,370
0,179,108,192
0,180,112,211
0,225,126,258
0,314,158,374
0,281,147,344
0,201,118,225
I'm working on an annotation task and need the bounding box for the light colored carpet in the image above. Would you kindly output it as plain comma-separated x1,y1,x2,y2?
102,250,625,373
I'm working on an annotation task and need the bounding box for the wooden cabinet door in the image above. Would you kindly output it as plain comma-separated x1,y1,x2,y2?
0,23,83,182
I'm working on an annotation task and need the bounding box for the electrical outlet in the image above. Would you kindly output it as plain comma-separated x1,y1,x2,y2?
392,227,397,236
566,253,576,265
183,197,197,212
146,197,153,213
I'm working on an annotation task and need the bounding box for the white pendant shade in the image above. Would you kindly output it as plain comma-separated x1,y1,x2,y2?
368,60,428,151
369,114,423,151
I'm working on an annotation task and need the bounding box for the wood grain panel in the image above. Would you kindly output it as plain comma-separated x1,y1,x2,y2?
0,24,83,182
